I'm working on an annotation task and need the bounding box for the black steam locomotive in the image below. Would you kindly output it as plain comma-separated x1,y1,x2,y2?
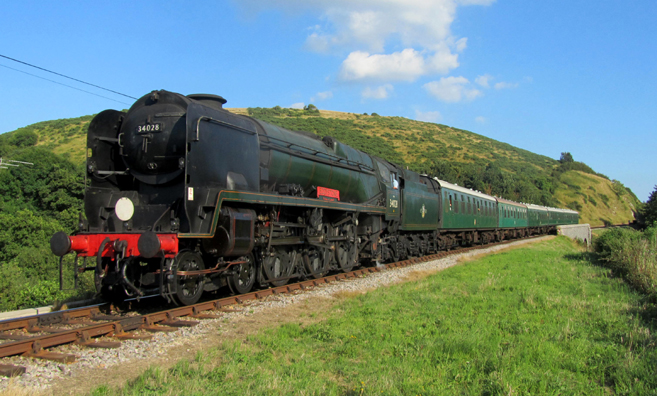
50,90,577,305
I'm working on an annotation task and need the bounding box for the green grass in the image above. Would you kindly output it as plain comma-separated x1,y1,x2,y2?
92,237,657,395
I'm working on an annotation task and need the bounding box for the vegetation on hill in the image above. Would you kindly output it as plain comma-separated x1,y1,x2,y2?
1,115,94,165
0,132,92,310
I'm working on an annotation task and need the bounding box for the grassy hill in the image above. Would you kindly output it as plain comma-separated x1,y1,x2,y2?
555,171,639,226
0,107,640,226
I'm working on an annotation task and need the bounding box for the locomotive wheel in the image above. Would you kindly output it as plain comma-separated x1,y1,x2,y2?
336,242,357,272
303,247,329,279
336,224,357,272
170,251,205,306
228,253,256,294
263,248,294,287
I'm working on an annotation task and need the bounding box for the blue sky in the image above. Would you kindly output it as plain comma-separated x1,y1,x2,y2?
1,0,655,201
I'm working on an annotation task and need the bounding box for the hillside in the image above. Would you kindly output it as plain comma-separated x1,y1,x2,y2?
0,107,640,226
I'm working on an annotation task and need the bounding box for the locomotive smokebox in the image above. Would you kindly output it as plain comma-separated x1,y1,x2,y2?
120,91,189,185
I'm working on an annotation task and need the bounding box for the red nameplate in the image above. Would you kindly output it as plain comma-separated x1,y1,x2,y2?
317,186,340,201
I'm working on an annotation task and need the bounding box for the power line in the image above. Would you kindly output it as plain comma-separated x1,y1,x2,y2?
0,54,137,100
0,63,132,106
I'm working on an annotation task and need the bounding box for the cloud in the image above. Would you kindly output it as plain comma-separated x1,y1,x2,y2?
475,74,492,88
475,116,486,124
415,110,442,123
289,102,305,109
362,84,394,99
240,0,494,82
494,81,519,90
311,91,333,102
339,48,458,82
423,77,482,103
455,37,468,52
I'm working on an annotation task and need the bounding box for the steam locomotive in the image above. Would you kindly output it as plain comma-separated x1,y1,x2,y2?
50,90,578,305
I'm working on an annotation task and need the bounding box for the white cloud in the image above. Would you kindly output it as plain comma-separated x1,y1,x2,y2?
455,37,468,52
240,0,494,83
311,91,333,102
289,102,305,109
475,116,486,124
475,74,492,88
362,84,394,100
458,0,496,5
339,48,458,82
423,76,482,103
415,110,442,123
304,32,333,53
494,81,519,90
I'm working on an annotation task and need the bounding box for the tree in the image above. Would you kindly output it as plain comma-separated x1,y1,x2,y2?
304,104,318,112
10,129,38,147
642,185,657,227
559,152,573,163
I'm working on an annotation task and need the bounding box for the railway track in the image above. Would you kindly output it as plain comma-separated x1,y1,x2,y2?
0,236,544,378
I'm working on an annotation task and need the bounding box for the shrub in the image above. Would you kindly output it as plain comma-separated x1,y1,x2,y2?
594,227,657,298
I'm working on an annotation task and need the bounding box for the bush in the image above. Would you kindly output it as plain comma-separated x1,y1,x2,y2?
594,227,657,298
10,129,38,147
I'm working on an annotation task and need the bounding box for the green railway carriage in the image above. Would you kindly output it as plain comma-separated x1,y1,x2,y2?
496,198,528,228
526,204,550,227
547,208,579,225
434,179,497,230
527,204,578,230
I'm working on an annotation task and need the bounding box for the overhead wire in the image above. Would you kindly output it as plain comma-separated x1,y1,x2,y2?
0,63,132,106
0,53,137,101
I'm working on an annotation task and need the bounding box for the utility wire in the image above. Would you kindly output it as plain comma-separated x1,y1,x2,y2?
0,53,137,100
0,63,132,106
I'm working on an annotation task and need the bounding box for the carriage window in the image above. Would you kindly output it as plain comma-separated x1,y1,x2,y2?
461,195,465,213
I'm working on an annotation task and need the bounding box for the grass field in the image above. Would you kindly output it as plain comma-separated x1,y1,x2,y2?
91,237,657,395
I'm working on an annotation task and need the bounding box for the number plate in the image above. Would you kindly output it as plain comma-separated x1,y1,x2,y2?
135,123,163,133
